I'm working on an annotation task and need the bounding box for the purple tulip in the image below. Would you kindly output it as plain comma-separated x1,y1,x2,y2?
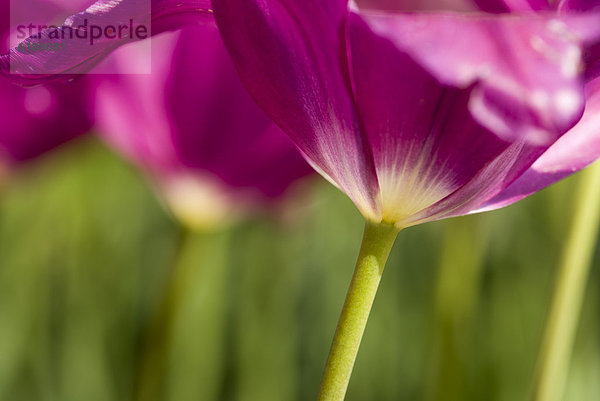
0,0,92,168
94,23,313,228
208,1,600,397
210,0,600,228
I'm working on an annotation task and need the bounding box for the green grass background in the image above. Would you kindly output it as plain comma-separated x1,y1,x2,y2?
0,137,598,401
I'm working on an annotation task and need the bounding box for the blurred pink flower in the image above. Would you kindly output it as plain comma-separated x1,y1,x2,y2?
95,24,313,228
2,1,311,228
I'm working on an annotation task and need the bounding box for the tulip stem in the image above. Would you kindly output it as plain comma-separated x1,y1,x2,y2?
134,225,188,401
317,221,400,401
135,226,231,401
532,161,600,401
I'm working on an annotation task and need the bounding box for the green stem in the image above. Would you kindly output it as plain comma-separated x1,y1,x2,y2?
426,216,488,401
134,226,231,401
317,221,400,401
234,222,300,401
532,161,600,401
165,228,231,401
134,224,188,401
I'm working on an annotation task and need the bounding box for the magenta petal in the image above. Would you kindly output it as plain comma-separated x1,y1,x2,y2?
213,0,381,220
475,77,600,212
405,140,547,224
1,0,212,83
358,12,587,145
559,13,600,82
474,0,550,12
347,12,510,224
94,37,180,174
355,0,549,12
584,42,600,81
164,24,313,198
355,0,477,11
558,0,600,12
0,79,92,164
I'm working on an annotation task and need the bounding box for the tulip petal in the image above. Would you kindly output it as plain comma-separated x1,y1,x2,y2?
475,77,600,212
347,12,510,225
559,13,600,82
164,24,313,197
358,11,587,145
1,0,212,83
474,0,550,12
213,0,381,220
558,0,600,12
355,0,549,12
95,33,180,173
0,78,92,163
354,0,476,12
584,42,600,81
405,139,547,224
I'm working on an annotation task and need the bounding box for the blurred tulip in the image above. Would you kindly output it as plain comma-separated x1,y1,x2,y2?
2,0,311,227
94,24,313,230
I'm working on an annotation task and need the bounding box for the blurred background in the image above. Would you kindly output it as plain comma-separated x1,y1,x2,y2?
0,134,598,401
